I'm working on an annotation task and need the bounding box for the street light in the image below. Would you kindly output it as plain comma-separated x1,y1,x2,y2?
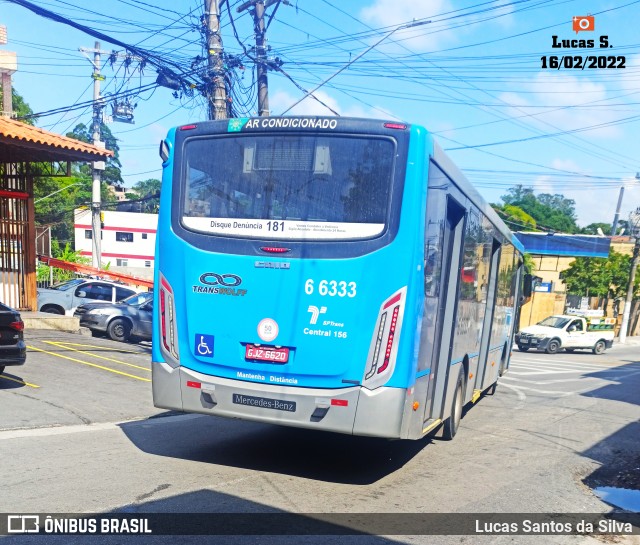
280,19,430,115
611,173,640,236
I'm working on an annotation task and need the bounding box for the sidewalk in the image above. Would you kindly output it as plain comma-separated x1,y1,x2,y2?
20,311,80,333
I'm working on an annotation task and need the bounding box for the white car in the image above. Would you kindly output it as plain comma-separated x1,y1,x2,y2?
37,279,139,316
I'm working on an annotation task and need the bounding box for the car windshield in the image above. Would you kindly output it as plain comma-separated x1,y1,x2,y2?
47,278,85,291
122,292,152,306
537,316,571,328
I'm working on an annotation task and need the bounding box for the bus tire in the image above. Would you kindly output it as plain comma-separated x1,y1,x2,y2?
442,371,464,440
546,339,561,354
107,318,132,343
592,340,606,355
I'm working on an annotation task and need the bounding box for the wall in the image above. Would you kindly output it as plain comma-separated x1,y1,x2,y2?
519,292,566,328
74,209,157,273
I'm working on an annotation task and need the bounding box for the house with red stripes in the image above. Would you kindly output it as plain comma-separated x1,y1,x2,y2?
74,209,157,278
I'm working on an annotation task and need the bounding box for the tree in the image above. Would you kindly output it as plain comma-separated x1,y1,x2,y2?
130,178,161,213
560,249,639,301
492,203,537,230
0,87,37,124
501,185,578,233
66,122,123,187
580,222,612,236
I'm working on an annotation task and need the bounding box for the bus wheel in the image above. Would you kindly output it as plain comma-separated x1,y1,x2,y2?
442,372,464,440
593,340,606,355
546,339,561,354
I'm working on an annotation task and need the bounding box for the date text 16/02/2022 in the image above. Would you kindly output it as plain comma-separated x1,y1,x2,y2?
541,35,625,69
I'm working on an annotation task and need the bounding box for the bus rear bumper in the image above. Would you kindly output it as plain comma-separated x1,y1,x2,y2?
152,361,407,439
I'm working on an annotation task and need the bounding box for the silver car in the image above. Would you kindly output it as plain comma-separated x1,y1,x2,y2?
74,292,153,343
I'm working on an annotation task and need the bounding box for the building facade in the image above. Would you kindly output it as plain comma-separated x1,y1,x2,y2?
74,209,157,278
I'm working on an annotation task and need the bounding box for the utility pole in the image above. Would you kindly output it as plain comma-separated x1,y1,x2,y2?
254,0,269,116
80,41,108,268
237,0,272,116
618,208,640,343
204,0,227,120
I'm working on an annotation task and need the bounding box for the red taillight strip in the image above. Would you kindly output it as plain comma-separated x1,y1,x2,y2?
160,290,170,352
383,292,402,310
331,399,348,407
186,381,201,389
160,276,172,292
180,124,197,130
378,306,399,374
365,312,387,380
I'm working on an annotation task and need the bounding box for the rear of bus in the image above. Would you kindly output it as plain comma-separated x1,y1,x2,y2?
152,117,430,439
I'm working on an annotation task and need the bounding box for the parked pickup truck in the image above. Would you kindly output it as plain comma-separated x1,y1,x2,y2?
515,315,615,354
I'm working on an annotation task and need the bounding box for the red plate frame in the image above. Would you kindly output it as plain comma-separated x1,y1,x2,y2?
245,345,289,363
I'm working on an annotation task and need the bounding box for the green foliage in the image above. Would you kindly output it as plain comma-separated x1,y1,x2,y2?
66,122,123,186
0,88,36,124
131,178,161,213
37,242,91,283
523,253,536,274
501,185,578,233
560,249,639,298
492,203,537,230
580,223,611,235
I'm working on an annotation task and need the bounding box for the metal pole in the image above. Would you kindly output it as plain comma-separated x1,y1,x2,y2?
205,0,227,119
611,186,624,236
618,212,640,343
48,226,53,286
91,41,103,268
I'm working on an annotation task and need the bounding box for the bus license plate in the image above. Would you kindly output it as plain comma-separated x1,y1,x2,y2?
245,345,289,363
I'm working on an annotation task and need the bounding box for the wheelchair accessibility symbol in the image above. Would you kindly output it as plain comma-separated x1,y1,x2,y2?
195,334,214,358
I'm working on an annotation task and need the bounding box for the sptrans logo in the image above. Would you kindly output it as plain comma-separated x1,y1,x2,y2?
573,15,594,33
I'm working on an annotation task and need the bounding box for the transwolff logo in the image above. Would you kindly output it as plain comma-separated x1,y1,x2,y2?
193,272,247,296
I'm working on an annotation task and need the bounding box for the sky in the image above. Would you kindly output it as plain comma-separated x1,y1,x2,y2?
1,0,640,230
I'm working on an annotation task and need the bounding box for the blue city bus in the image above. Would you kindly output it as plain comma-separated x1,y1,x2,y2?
152,117,526,440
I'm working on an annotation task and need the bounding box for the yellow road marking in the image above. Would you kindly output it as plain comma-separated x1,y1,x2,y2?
0,374,40,388
56,342,147,355
27,345,150,382
43,341,150,372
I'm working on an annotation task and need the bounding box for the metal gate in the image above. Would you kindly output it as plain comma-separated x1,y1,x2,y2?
0,162,33,310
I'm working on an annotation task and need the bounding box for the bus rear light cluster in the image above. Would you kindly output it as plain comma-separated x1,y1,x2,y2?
159,273,179,360
363,287,407,390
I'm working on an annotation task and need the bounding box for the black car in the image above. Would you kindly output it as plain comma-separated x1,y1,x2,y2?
0,302,26,375
74,291,153,343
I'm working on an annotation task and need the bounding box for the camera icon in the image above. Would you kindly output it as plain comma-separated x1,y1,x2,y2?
573,15,594,33
7,515,40,533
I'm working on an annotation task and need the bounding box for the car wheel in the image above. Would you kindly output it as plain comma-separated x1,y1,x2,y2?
546,339,561,354
593,340,606,355
518,345,529,352
41,305,64,315
442,371,464,440
107,318,132,342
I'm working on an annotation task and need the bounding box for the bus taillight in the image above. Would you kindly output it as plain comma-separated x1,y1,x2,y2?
363,287,406,390
159,273,180,360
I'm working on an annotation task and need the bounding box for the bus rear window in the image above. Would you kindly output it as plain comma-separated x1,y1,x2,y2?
180,134,395,240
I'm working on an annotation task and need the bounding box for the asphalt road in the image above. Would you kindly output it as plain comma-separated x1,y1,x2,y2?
1,330,639,545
